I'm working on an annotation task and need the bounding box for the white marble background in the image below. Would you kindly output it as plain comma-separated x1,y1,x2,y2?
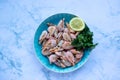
0,0,120,80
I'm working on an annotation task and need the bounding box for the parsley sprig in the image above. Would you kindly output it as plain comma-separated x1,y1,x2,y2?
71,24,98,50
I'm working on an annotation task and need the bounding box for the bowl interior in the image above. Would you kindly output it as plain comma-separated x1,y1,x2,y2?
34,13,90,73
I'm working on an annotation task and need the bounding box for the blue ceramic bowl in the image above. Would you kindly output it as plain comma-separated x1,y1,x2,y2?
34,13,90,73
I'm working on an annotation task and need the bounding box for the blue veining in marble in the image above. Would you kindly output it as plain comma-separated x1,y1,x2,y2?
0,0,120,80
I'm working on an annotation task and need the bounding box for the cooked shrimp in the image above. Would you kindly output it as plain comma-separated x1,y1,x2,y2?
39,19,83,68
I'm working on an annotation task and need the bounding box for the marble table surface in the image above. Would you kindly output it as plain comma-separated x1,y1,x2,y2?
0,0,120,80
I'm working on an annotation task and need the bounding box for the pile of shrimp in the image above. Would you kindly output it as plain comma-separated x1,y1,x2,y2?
39,18,83,68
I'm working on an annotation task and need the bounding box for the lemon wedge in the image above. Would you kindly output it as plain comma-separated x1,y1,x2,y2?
69,17,85,31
